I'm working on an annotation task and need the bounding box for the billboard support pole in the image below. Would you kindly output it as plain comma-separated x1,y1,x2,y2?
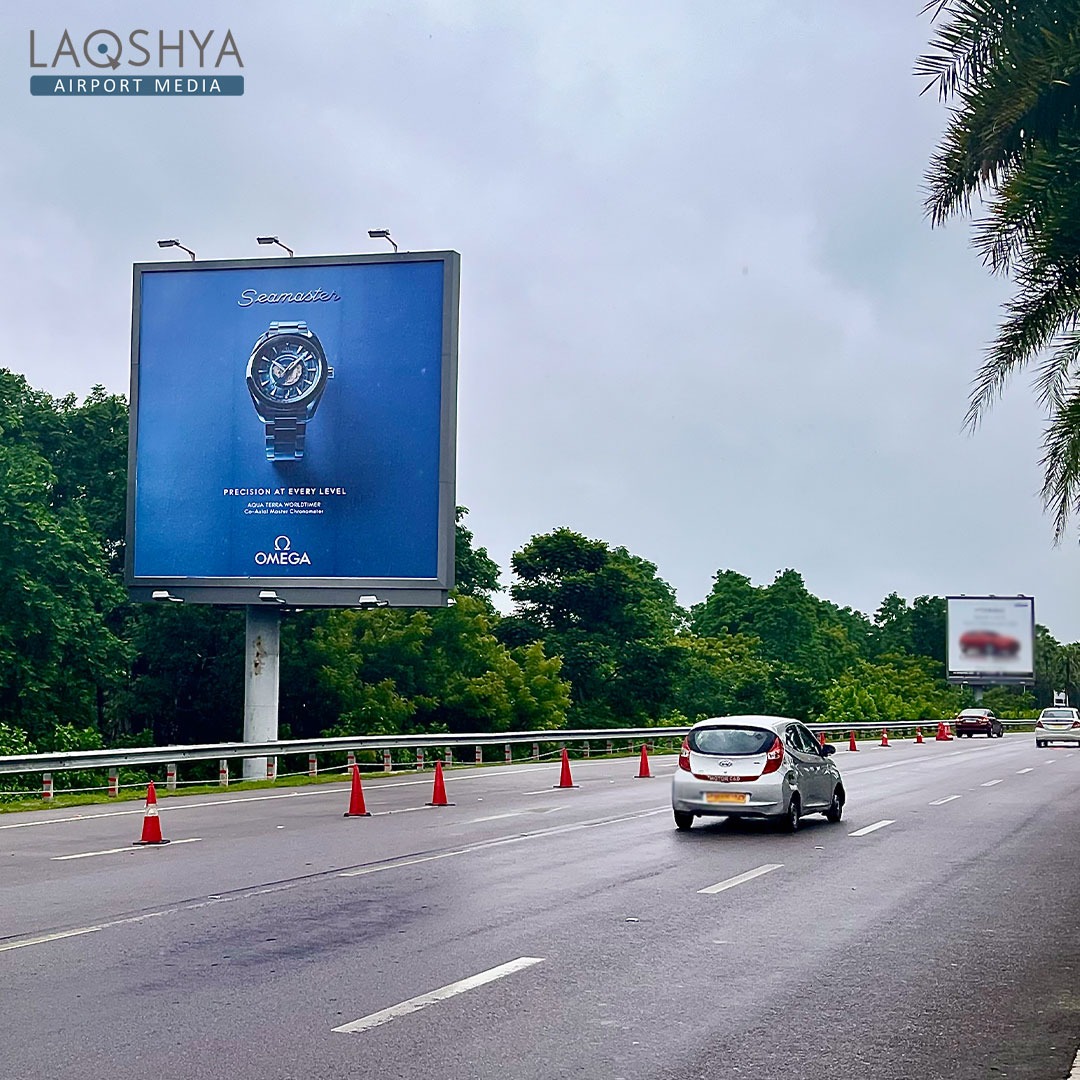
243,606,281,780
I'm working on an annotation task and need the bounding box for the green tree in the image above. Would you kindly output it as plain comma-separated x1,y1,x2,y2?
919,0,1080,535
506,528,683,726
0,435,128,745
454,506,503,605
313,596,569,737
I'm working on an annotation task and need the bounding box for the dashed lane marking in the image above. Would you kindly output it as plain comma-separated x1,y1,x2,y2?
981,779,1004,787
698,864,783,895
849,820,895,837
51,838,202,860
929,795,961,805
332,957,544,1034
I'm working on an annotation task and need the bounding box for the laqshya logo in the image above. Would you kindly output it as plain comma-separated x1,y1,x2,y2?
30,29,243,69
29,29,244,97
254,535,312,567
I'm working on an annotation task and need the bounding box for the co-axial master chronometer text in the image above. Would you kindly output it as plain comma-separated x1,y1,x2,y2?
246,321,334,461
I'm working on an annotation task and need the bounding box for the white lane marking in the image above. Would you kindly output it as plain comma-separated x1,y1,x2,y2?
464,813,525,825
338,807,669,879
52,838,202,860
1017,768,1034,774
0,926,103,952
332,956,544,1034
1047,759,1058,765
929,795,962,805
698,863,782,895
981,779,1004,787
0,880,304,955
849,820,895,836
1067,1046,1080,1079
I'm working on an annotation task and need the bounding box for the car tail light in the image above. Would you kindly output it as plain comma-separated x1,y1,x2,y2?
678,737,691,771
1072,721,1080,730
1036,719,1045,728
761,735,784,774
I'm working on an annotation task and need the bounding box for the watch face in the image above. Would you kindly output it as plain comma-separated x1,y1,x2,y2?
249,333,326,405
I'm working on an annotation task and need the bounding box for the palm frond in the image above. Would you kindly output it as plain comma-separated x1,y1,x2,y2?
1039,385,1080,539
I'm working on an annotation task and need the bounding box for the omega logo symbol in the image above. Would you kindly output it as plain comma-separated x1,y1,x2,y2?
255,534,311,566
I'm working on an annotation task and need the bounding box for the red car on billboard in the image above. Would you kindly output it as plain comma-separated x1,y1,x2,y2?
958,630,1021,658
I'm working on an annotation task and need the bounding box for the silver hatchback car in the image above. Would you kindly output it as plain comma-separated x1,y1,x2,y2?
671,715,845,832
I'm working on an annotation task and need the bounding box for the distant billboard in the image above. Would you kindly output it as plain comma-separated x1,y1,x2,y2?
946,596,1035,685
125,250,460,607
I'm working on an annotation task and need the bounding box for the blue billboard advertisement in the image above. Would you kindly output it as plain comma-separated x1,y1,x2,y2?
126,251,460,606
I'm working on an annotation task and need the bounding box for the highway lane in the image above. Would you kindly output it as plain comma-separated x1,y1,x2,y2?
2,735,1079,1079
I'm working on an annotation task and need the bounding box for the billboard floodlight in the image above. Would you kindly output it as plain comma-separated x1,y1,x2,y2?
156,239,196,261
151,590,184,603
259,590,286,604
256,236,294,257
368,228,398,252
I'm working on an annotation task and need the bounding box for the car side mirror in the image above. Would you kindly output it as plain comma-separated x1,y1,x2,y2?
821,743,836,757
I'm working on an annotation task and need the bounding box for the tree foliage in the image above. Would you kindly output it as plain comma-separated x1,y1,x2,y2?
919,0,1080,536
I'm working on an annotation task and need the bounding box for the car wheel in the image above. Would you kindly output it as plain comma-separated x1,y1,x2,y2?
825,788,844,823
673,810,694,831
783,795,801,833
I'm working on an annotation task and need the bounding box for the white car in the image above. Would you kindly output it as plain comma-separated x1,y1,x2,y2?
1035,707,1080,747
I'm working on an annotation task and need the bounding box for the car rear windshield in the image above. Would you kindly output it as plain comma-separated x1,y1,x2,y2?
689,726,775,755
1043,710,1074,718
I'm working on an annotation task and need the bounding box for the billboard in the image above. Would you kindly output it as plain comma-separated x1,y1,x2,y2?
946,595,1035,684
126,251,460,607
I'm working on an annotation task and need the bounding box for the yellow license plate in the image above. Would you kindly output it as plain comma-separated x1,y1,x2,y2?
704,792,749,805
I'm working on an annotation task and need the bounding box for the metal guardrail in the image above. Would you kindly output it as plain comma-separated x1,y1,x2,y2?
0,719,1037,778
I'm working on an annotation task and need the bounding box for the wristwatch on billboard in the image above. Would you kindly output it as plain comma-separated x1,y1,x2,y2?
246,321,334,461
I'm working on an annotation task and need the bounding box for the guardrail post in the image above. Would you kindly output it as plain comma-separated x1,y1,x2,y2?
475,745,482,766
533,742,540,761
266,757,277,781
347,750,356,768
166,763,177,791
383,749,392,773
606,740,613,756
308,754,318,777
583,741,590,758
219,760,229,787
42,773,53,801
445,748,453,768
505,743,512,764
108,768,119,797
416,748,424,771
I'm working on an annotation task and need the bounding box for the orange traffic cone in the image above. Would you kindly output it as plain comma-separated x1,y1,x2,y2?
635,744,652,779
915,727,924,744
554,747,578,788
427,760,453,806
880,728,890,747
133,781,169,845
935,721,945,741
848,731,858,752
343,764,371,817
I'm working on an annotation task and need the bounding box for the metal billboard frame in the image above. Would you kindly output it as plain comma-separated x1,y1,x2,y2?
945,594,1036,686
125,249,460,608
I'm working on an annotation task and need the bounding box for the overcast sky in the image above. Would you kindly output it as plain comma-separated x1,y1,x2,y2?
4,2,1078,641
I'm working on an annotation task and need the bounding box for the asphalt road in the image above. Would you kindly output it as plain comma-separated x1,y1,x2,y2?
2,734,1080,1080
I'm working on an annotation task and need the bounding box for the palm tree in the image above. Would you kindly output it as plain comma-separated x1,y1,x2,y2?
918,0,1080,537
